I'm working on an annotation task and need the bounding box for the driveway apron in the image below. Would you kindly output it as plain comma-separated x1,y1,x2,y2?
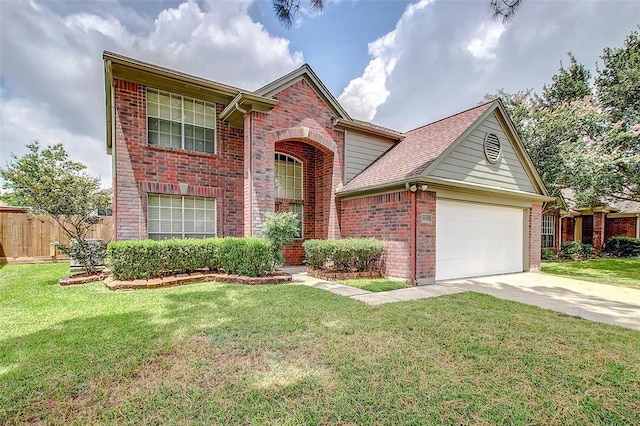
440,273,640,331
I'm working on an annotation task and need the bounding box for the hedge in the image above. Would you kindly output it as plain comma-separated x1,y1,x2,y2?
107,237,271,280
559,240,595,260
303,238,384,272
604,236,640,258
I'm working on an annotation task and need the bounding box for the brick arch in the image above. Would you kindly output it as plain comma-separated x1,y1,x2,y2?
268,126,338,155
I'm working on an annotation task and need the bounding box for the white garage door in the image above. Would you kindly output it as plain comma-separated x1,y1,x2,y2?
436,200,524,280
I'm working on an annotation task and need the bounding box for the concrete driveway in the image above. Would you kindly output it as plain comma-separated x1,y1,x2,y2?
440,273,640,331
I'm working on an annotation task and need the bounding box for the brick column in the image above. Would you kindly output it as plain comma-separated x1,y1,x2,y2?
244,112,275,237
593,211,606,251
528,204,542,272
415,190,437,285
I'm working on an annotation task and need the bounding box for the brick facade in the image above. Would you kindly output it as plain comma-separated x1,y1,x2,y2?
112,79,245,240
339,191,413,280
605,217,637,240
528,204,542,271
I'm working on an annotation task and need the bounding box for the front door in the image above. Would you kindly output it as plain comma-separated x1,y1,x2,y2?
582,216,594,245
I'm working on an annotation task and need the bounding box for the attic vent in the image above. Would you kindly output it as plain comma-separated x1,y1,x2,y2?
484,133,501,163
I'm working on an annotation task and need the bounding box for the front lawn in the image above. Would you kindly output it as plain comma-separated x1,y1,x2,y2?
1,264,639,424
341,278,412,292
542,258,640,288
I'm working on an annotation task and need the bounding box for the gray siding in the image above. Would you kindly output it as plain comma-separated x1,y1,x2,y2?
345,131,394,182
428,113,537,193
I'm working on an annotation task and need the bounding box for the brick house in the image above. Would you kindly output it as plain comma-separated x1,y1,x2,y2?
104,51,553,283
542,189,640,253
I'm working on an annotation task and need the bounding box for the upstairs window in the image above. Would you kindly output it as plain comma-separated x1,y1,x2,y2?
146,88,216,154
541,214,556,249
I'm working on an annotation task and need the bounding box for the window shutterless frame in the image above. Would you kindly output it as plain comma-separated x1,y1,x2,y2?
148,194,216,240
146,88,216,154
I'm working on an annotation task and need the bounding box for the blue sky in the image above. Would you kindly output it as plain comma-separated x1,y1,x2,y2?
1,0,639,187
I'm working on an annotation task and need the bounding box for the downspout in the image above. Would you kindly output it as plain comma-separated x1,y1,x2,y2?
410,189,417,284
636,214,639,239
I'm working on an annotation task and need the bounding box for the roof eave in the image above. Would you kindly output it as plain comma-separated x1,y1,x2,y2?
220,92,278,128
334,118,404,141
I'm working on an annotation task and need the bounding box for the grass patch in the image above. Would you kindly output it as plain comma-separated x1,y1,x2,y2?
1,263,640,424
341,278,412,292
542,258,640,288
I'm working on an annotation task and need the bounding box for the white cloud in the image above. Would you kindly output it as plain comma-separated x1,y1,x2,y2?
341,0,640,133
0,0,303,186
465,22,506,60
338,0,433,121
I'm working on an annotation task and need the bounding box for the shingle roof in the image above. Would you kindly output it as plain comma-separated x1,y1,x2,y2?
560,188,640,213
340,100,496,193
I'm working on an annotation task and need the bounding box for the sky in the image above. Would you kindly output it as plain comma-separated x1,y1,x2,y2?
1,0,639,188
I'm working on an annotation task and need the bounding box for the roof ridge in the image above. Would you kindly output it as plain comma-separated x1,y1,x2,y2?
406,99,496,134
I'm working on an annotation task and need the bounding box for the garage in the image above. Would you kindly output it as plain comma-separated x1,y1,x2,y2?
436,199,524,280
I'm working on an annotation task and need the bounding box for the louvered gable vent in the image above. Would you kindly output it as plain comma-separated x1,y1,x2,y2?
484,133,501,163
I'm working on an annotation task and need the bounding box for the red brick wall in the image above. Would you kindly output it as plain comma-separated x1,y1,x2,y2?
112,79,245,240
415,190,436,283
605,216,637,240
244,79,344,240
340,191,413,280
528,204,542,271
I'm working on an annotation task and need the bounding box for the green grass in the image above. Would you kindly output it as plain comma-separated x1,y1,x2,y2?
542,258,640,288
1,263,640,425
341,278,412,292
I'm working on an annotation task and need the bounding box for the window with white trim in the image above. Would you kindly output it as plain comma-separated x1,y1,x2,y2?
147,88,216,154
148,194,216,240
275,153,303,238
541,214,556,249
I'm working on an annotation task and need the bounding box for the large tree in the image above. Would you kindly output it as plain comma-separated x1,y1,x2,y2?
1,142,111,274
494,34,640,208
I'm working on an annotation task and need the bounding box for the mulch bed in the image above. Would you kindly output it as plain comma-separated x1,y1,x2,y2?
59,271,291,290
307,268,382,280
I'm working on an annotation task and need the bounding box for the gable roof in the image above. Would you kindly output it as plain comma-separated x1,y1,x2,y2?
254,63,352,120
339,100,496,194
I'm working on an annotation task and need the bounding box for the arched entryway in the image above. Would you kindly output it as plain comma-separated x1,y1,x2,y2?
274,139,335,264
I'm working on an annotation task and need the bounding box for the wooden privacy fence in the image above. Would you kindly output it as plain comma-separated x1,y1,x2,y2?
0,211,113,264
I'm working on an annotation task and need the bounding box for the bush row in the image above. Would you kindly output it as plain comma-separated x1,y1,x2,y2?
604,236,640,258
559,241,595,260
107,237,272,280
303,238,384,272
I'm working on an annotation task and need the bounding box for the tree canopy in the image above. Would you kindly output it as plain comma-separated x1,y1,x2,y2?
492,28,640,208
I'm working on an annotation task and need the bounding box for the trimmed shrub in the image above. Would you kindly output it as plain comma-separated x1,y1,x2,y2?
218,237,272,277
107,240,164,280
541,248,556,261
559,240,595,260
262,211,300,270
303,238,384,272
161,238,222,273
604,236,640,258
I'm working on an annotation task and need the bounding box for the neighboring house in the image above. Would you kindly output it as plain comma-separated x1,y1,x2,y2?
542,189,640,252
104,51,553,283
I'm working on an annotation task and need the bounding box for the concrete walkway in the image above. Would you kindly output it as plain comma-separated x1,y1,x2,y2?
291,270,640,331
292,272,464,306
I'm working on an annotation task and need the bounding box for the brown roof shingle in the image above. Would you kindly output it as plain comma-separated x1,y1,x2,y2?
340,100,496,193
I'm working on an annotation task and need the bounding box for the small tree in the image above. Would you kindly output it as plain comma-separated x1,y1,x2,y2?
1,142,111,274
261,211,300,270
